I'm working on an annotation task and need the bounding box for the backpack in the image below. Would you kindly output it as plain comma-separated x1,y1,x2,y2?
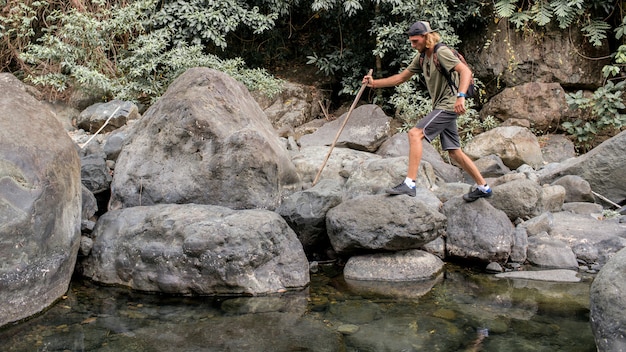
419,42,476,98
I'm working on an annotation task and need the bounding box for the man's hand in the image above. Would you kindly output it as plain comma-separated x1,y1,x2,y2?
362,74,374,88
454,97,466,115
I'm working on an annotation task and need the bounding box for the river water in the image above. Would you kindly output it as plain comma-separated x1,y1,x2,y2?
0,264,595,351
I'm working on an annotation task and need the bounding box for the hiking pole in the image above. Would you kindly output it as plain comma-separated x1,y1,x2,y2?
312,69,373,186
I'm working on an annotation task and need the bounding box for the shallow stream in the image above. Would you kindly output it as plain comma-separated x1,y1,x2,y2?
0,264,596,351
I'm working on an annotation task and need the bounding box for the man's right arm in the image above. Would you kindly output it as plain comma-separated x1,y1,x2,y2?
363,69,414,88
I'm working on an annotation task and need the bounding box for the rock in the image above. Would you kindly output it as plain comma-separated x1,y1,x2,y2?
527,232,579,269
509,227,528,263
79,203,309,295
291,145,375,185
473,154,511,178
0,73,82,327
443,197,514,263
495,269,581,282
486,262,504,273
251,81,325,130
109,68,300,211
276,179,343,257
76,99,139,134
326,194,446,254
590,246,626,352
343,157,440,200
551,175,594,203
549,211,626,267
539,134,577,163
343,250,444,281
480,82,569,132
299,104,391,152
466,19,608,91
561,202,603,215
489,178,544,220
464,126,544,169
538,129,626,205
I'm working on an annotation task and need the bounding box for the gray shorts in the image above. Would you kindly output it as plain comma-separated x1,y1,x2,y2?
416,109,460,150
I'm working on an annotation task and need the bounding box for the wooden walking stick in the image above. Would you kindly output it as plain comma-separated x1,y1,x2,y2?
312,69,373,186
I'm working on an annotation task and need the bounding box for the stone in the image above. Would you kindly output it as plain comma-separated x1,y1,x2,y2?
108,68,300,211
343,250,444,281
0,73,82,327
326,194,446,254
464,126,544,169
299,104,391,152
590,246,626,351
443,197,514,263
78,203,309,295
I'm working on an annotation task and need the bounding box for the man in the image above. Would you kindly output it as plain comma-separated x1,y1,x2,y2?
363,20,492,202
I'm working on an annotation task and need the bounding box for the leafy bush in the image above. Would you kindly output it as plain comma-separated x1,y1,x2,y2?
2,0,284,104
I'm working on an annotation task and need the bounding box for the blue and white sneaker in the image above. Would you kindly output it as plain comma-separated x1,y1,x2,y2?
386,182,416,197
463,187,492,202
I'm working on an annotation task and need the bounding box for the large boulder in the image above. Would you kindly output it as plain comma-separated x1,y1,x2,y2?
590,246,626,351
480,82,569,132
0,73,82,327
299,104,392,152
538,129,626,205
443,197,514,263
464,126,544,169
326,194,446,254
79,204,309,295
465,19,609,91
109,68,300,211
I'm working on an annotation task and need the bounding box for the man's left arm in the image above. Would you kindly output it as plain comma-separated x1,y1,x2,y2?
453,62,472,114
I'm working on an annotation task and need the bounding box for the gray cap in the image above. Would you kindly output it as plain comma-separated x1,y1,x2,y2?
406,21,437,36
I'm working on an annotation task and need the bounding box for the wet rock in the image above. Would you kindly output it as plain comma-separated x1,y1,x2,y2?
590,246,626,351
0,73,82,327
79,203,309,295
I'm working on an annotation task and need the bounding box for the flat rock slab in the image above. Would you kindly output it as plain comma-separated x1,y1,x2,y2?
495,269,581,282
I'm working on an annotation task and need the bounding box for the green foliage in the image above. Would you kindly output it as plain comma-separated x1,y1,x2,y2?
3,0,283,104
563,80,626,151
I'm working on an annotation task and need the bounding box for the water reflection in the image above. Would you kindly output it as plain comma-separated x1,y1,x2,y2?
0,265,595,351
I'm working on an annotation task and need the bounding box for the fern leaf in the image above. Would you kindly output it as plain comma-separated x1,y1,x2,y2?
494,0,517,18
582,19,611,46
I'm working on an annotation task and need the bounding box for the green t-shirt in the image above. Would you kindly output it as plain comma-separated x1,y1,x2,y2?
407,45,461,112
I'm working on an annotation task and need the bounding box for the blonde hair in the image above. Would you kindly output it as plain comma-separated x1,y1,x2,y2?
425,32,441,49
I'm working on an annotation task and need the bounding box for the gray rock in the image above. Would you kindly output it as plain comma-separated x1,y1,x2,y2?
590,246,626,352
299,104,391,152
276,179,343,256
549,211,626,267
77,99,139,134
109,68,300,211
527,232,579,269
326,194,446,254
551,175,594,203
538,129,626,205
495,269,581,282
443,197,514,263
343,249,444,281
79,203,309,295
479,82,568,132
464,126,544,169
510,227,528,263
0,73,82,327
539,134,577,163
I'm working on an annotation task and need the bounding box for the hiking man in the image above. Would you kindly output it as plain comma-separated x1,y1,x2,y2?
362,20,492,202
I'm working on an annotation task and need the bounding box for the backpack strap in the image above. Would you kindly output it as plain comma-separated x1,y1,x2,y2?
419,43,458,94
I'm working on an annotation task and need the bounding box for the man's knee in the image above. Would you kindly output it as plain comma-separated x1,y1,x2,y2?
408,128,424,141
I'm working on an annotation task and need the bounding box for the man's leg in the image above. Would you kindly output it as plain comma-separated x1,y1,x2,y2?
386,127,425,197
407,127,425,180
448,148,492,201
